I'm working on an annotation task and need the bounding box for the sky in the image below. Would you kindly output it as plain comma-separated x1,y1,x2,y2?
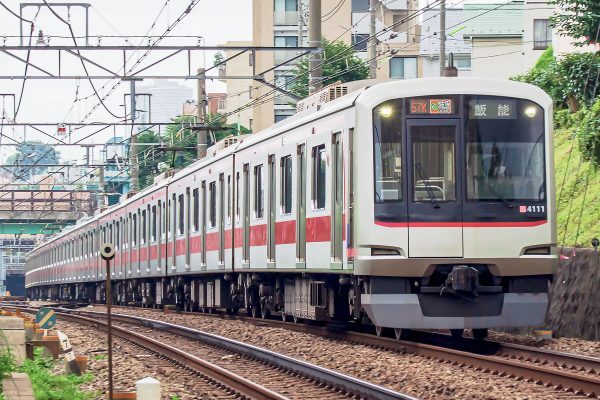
0,0,253,163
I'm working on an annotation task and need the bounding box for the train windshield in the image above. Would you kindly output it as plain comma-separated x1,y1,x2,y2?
373,99,403,203
465,96,545,201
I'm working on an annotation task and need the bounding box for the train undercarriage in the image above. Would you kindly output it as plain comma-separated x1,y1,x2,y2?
26,267,552,341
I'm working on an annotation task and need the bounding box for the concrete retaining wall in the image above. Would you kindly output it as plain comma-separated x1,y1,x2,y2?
547,248,600,340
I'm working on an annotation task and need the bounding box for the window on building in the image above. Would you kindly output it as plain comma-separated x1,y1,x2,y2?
178,194,184,234
249,52,254,66
455,56,472,70
249,86,253,99
193,188,200,231
312,145,326,210
274,36,298,47
281,155,293,214
249,119,253,131
351,34,369,51
389,57,417,79
209,181,217,227
534,19,552,49
352,0,369,12
274,0,297,11
254,165,264,219
392,12,408,32
218,98,226,110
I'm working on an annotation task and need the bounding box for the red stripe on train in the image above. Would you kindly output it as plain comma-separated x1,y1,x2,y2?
374,220,547,228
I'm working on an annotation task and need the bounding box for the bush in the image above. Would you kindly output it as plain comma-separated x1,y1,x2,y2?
577,98,600,167
512,49,600,110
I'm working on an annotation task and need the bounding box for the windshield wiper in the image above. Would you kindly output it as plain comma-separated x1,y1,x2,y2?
486,182,513,209
415,162,440,209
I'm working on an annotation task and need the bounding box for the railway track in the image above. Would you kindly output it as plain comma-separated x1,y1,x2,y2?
40,303,600,398
4,304,416,400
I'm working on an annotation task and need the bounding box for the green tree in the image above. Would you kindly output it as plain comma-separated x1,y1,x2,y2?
136,130,165,189
290,38,369,99
550,0,600,45
512,49,600,111
5,141,60,180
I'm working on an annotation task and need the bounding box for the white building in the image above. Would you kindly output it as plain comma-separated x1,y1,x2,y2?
136,80,194,124
419,8,472,77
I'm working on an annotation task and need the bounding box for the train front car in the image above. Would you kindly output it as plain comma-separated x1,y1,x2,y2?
353,78,556,336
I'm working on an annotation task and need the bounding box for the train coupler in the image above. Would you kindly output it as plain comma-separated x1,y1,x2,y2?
442,265,479,298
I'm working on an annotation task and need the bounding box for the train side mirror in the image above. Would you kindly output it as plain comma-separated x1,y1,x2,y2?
100,243,116,260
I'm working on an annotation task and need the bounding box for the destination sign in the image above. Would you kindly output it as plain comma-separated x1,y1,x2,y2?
409,98,454,114
469,99,517,119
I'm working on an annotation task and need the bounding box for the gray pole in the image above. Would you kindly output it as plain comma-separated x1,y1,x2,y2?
85,8,89,46
308,0,322,95
439,0,446,76
105,257,113,400
129,80,139,192
369,0,377,79
197,67,207,159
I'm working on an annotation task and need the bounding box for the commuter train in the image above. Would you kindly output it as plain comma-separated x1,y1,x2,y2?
25,78,557,338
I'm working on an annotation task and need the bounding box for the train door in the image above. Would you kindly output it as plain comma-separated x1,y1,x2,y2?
186,189,191,270
201,182,207,268
331,133,343,267
219,174,225,266
296,144,306,266
406,119,463,257
242,164,250,266
171,194,177,270
267,155,276,265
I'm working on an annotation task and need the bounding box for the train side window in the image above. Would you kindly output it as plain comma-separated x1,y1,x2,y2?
281,155,292,215
116,221,120,250
209,181,217,228
178,194,184,235
142,209,147,244
236,172,241,221
311,145,326,210
227,175,232,224
193,189,200,231
151,206,157,242
162,201,167,239
254,165,264,219
132,214,137,247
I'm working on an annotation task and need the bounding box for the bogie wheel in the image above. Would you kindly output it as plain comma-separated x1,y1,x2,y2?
260,301,271,319
472,328,488,340
450,329,464,339
394,328,407,340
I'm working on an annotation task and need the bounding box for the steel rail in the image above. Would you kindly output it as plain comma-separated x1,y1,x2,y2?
8,306,288,400
95,305,600,398
20,305,417,400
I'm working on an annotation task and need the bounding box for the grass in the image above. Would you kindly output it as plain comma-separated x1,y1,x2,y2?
0,346,97,400
90,354,107,361
554,127,600,247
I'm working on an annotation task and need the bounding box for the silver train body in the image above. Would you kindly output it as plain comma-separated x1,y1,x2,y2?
26,78,557,331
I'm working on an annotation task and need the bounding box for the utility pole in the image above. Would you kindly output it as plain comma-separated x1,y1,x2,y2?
308,0,322,95
129,79,139,192
369,0,377,79
298,0,303,48
197,67,207,160
439,0,446,76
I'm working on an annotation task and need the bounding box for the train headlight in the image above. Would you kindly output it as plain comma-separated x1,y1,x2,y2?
379,105,393,118
524,106,537,118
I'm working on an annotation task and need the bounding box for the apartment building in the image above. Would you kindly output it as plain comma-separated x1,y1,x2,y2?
223,0,421,132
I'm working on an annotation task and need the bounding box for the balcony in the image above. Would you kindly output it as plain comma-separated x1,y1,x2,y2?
274,11,298,26
274,49,301,65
